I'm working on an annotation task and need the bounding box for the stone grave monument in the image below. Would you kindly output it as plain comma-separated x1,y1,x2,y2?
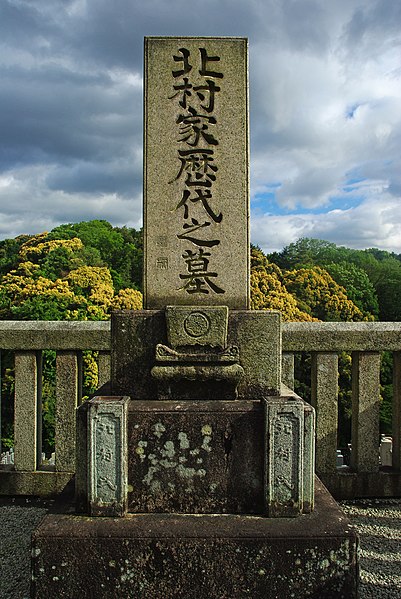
32,37,358,598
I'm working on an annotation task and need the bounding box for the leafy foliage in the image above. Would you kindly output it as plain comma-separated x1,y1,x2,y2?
0,226,398,453
0,222,144,452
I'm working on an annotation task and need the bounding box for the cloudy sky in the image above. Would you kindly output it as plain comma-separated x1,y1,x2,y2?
1,0,400,253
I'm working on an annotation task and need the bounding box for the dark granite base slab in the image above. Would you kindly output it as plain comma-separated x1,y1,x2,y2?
31,480,358,599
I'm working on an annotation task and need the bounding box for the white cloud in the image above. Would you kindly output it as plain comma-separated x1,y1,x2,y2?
252,194,401,254
0,0,399,253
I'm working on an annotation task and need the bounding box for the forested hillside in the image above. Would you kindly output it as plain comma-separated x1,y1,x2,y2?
2,221,399,322
1,222,400,451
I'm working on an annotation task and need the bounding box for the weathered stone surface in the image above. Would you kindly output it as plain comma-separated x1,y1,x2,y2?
112,310,281,398
351,352,381,473
144,37,249,310
229,311,281,398
311,352,338,474
0,320,110,350
303,401,315,513
14,352,39,472
166,305,228,348
0,471,73,496
264,397,304,516
283,321,401,352
281,352,294,388
111,310,165,399
128,400,264,514
31,480,358,599
76,396,129,516
151,363,244,400
320,470,401,500
55,352,78,472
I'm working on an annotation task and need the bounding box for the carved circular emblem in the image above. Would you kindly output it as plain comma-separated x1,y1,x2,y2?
184,311,210,338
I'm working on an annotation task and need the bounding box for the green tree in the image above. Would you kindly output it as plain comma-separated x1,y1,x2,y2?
0,228,143,453
324,262,378,319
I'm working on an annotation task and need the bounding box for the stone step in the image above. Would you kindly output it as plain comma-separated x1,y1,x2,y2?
32,479,357,599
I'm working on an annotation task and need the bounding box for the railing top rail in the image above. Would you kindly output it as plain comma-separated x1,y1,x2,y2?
283,321,401,352
0,319,400,352
0,321,111,350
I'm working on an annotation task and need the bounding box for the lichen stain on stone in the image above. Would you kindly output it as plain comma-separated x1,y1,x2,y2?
178,431,190,449
139,426,212,494
160,440,175,458
202,436,212,452
153,422,166,438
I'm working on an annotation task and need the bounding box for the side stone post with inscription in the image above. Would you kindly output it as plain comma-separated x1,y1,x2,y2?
76,396,129,517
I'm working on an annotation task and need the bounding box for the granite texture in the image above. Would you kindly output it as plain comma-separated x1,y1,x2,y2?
165,305,228,348
111,310,281,399
76,396,129,516
127,400,264,514
144,37,249,310
2,495,399,599
31,480,358,599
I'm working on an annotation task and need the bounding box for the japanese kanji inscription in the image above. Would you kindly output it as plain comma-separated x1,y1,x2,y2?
144,37,249,309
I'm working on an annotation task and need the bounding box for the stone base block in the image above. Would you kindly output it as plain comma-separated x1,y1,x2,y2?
31,480,358,599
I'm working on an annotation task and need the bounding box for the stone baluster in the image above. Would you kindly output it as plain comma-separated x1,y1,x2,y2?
98,351,111,388
55,351,79,472
281,352,294,389
14,351,41,471
311,352,338,474
393,351,401,470
351,351,381,473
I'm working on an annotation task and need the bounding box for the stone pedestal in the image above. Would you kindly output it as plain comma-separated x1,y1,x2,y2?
32,480,358,599
111,309,282,399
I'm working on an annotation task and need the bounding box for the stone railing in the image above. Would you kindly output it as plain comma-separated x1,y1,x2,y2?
282,322,401,498
0,322,110,496
0,320,400,498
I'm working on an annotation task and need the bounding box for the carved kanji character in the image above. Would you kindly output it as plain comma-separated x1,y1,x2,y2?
175,189,222,223
176,107,218,146
194,79,221,113
199,48,223,78
169,77,192,109
172,48,192,78
177,218,220,248
170,149,217,184
179,248,225,294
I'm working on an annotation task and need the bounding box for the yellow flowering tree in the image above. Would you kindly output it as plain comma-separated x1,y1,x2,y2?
0,230,143,453
250,247,315,321
284,267,365,321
